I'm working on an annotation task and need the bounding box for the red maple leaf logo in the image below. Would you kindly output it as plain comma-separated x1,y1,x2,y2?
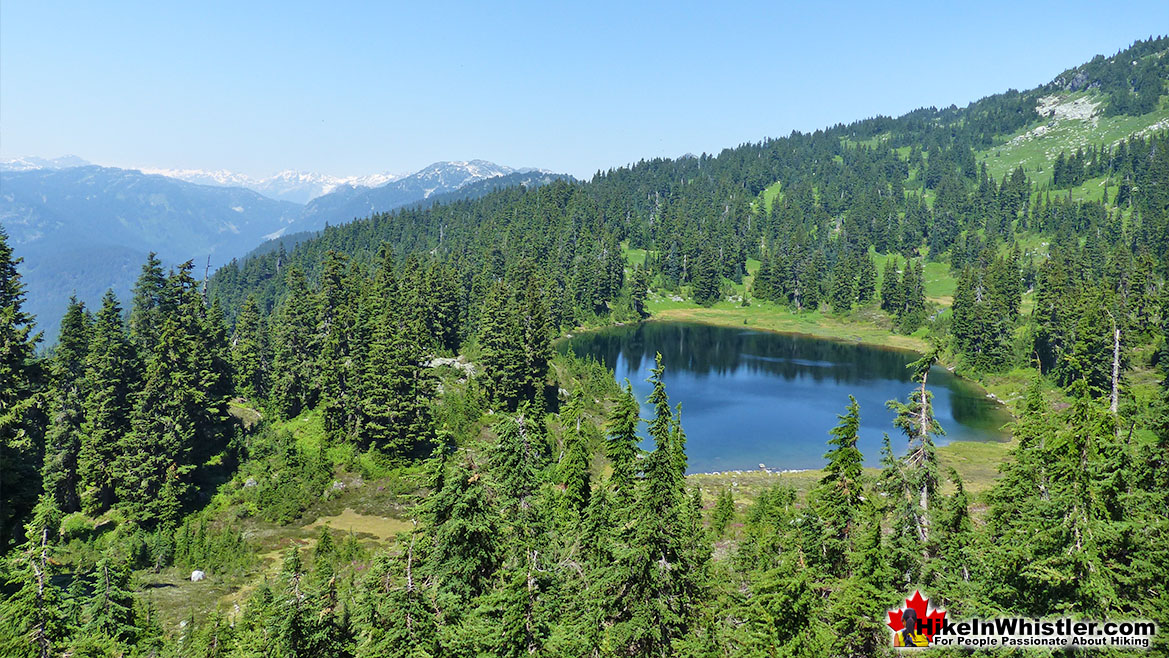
887,591,947,642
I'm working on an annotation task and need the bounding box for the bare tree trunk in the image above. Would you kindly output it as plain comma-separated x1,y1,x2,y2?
1110,325,1120,415
918,369,930,544
202,255,211,301
34,528,49,658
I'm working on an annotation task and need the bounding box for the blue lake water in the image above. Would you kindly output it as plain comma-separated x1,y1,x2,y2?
563,322,1011,473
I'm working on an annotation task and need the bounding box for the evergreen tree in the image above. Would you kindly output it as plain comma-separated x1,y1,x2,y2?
855,253,877,304
479,281,526,410
0,228,42,549
0,529,69,658
810,395,864,576
270,267,318,419
880,256,902,313
630,265,649,318
829,253,856,313
116,262,230,526
81,554,137,646
691,250,721,306
559,389,592,515
605,381,641,505
316,251,359,443
128,252,167,356
601,354,707,655
42,298,90,512
898,260,927,332
78,291,137,516
886,348,944,546
711,488,735,536
424,259,462,354
359,266,434,457
231,294,267,402
424,456,499,609
519,274,553,405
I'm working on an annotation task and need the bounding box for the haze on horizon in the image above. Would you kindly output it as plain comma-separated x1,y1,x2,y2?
2,1,1166,180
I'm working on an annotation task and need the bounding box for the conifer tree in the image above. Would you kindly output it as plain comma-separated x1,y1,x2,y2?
424,456,499,609
829,253,857,312
520,273,554,405
880,256,902,313
0,228,42,549
42,298,90,512
78,291,137,516
81,554,137,646
231,294,267,401
711,488,735,536
270,267,318,419
479,281,525,409
359,265,434,457
356,536,437,658
425,260,462,354
855,253,877,303
811,396,864,575
691,250,721,306
601,355,707,655
605,381,641,505
558,389,592,515
886,348,944,546
317,251,359,443
128,252,167,356
630,264,649,318
826,502,888,657
898,259,927,332
117,262,228,526
0,529,68,658
490,414,543,519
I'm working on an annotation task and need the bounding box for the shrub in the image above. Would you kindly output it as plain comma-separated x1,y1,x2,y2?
59,512,94,541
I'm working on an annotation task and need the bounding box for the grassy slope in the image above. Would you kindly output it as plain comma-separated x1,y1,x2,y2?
978,92,1169,185
139,405,423,628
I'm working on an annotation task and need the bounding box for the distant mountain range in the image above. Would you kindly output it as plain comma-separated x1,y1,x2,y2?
0,156,406,205
134,167,406,205
288,160,546,237
0,157,570,341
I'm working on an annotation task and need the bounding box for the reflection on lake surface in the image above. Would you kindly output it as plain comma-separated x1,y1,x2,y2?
562,322,1011,473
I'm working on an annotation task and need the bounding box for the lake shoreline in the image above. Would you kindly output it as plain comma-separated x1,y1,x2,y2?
565,317,1018,497
562,304,1014,414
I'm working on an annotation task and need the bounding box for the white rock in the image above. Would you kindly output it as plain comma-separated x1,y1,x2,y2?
190,570,205,582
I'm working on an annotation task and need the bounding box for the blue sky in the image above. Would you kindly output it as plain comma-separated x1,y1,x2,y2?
2,1,1166,179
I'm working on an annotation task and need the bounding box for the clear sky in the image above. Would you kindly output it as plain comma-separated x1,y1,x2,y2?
2,1,1166,179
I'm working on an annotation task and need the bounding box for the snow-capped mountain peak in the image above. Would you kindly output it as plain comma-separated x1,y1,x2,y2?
0,155,92,171
0,156,546,206
131,167,407,204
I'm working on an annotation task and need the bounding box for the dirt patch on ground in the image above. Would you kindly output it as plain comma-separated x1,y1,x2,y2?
304,507,413,542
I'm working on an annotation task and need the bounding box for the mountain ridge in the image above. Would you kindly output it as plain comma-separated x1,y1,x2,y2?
0,159,567,340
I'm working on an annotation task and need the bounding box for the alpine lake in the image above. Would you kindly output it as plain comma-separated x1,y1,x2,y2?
562,321,1012,474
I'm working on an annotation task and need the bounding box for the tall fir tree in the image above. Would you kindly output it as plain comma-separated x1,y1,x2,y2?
270,267,318,420
230,294,267,402
855,253,877,304
479,281,526,410
0,228,43,550
42,298,90,512
127,252,167,357
605,381,642,506
78,291,137,516
558,389,593,515
811,395,865,576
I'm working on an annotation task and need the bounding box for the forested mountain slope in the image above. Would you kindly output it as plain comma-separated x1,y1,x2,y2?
1,36,1168,657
